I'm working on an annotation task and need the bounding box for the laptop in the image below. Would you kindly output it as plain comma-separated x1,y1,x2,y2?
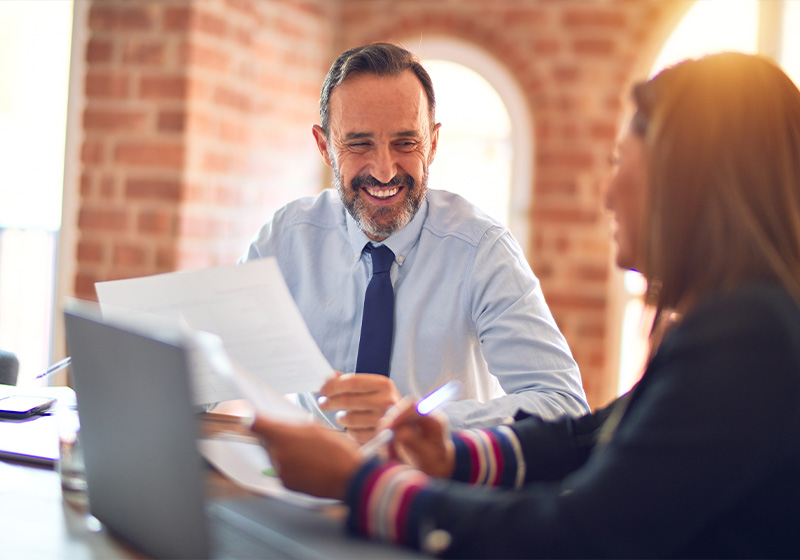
63,301,420,560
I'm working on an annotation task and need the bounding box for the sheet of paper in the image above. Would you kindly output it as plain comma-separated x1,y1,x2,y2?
95,259,333,396
199,438,338,509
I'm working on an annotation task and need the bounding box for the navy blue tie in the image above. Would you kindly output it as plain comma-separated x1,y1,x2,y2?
356,244,395,376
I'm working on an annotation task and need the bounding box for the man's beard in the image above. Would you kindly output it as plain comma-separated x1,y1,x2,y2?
333,162,428,240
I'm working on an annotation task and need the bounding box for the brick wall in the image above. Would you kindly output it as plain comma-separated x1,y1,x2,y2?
73,0,687,407
76,0,333,297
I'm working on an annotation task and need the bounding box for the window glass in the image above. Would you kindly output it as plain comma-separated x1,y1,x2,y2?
422,59,512,226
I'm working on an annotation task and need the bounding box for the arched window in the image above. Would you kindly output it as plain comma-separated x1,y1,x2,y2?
410,38,533,253
615,0,800,395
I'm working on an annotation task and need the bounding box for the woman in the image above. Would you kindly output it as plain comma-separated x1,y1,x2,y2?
253,53,800,558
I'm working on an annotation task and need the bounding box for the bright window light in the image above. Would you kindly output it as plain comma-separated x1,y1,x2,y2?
0,0,73,231
650,0,758,76
422,59,512,226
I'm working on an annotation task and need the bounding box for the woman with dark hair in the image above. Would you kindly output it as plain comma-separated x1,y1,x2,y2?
252,53,800,558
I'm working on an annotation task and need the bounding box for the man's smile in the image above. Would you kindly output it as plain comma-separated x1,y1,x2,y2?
362,186,401,200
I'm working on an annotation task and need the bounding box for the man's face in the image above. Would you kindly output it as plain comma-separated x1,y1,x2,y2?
312,71,440,241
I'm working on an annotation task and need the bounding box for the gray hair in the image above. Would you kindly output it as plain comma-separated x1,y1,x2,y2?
319,42,436,134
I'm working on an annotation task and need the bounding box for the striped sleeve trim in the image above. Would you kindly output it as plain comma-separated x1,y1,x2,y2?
346,458,432,548
451,426,525,488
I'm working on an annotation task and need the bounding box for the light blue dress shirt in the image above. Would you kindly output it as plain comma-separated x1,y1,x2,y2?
242,189,588,428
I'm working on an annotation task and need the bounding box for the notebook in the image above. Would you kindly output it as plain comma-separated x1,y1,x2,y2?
0,385,76,466
63,300,420,560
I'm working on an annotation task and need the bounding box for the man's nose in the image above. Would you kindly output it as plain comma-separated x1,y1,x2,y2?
370,145,398,184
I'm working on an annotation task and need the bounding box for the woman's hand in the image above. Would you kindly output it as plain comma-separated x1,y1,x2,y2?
251,416,364,500
383,400,456,479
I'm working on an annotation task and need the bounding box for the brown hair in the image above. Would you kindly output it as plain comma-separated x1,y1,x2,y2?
631,53,800,320
319,42,436,135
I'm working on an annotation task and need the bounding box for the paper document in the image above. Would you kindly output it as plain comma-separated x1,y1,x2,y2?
199,438,338,508
95,259,333,396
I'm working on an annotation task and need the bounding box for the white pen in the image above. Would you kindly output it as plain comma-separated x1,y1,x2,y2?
359,380,462,457
36,356,71,380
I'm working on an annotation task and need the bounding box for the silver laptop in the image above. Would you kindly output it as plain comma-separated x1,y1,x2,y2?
63,301,420,560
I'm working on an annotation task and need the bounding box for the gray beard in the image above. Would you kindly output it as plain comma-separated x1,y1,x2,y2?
333,165,427,239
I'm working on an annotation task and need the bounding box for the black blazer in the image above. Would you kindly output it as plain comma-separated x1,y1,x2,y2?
424,284,800,558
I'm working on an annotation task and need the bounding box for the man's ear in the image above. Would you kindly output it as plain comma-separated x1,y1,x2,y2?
312,125,333,168
428,122,442,165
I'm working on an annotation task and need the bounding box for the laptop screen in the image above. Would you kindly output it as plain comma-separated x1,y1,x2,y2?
64,301,210,559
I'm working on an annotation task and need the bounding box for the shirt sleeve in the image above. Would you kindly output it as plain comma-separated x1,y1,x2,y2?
440,228,589,428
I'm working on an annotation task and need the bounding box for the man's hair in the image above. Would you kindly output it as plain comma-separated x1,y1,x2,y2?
631,52,800,313
319,42,436,134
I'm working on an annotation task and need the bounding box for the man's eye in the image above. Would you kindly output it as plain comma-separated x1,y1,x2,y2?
396,141,417,151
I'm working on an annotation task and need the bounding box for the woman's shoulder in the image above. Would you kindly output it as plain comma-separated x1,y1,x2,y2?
691,283,800,328
666,283,800,368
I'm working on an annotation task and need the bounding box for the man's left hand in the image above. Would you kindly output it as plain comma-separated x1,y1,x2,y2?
317,372,402,443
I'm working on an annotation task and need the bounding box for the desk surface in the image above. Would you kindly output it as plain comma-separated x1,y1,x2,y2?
1,407,419,560
0,458,141,559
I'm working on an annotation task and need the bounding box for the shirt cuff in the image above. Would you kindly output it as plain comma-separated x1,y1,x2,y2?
345,458,435,550
451,426,526,488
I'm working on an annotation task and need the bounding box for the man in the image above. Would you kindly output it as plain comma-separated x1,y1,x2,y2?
242,42,588,442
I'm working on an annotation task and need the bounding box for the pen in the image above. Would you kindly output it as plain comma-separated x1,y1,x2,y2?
35,356,71,380
359,380,462,457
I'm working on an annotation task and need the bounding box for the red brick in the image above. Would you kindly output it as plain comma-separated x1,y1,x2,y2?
122,40,166,65
139,209,178,236
125,177,182,201
192,10,228,38
77,240,105,263
78,207,129,232
213,86,252,112
532,206,598,225
83,108,148,132
74,273,100,301
115,142,185,169
163,6,191,31
139,75,188,99
158,111,186,133
563,9,626,28
89,4,154,31
80,173,93,195
86,39,112,63
155,245,177,269
181,42,230,72
573,38,616,56
85,71,130,98
113,243,147,267
537,150,595,170
81,140,104,164
546,292,606,311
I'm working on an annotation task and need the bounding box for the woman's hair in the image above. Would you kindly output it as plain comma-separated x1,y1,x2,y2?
631,52,800,316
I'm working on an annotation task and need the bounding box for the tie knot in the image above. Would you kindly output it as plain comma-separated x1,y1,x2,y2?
366,244,394,274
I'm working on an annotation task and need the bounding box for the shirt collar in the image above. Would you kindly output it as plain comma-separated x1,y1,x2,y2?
345,196,429,266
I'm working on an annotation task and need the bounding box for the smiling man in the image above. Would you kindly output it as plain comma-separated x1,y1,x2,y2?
241,43,588,442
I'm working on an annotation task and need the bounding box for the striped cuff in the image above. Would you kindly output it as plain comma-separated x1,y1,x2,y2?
346,458,435,549
451,425,525,488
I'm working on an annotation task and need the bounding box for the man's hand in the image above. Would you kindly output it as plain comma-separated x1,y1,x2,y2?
251,416,363,500
317,372,402,443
